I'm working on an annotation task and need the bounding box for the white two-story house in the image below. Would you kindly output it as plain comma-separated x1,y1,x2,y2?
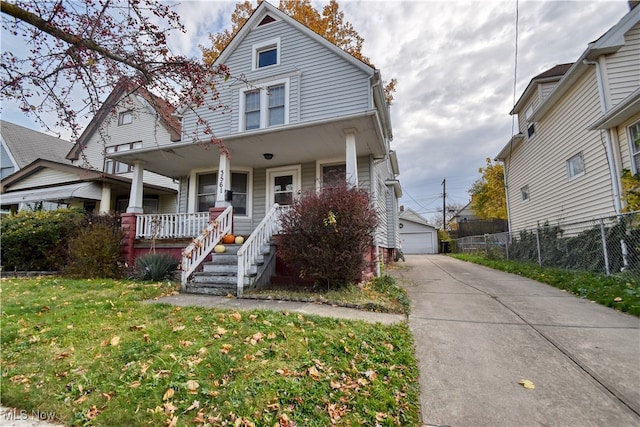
496,3,640,232
111,1,402,295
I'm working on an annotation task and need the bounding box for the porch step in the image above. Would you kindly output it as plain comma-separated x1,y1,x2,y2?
186,243,264,296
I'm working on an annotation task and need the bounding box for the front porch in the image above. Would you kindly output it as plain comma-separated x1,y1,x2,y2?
121,205,289,296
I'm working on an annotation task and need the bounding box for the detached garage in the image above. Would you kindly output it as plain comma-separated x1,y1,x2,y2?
399,208,438,254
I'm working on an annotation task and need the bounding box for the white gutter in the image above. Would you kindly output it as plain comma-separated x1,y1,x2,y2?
583,58,622,215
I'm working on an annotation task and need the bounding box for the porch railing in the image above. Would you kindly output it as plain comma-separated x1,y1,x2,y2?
136,212,211,239
236,204,289,296
180,206,233,289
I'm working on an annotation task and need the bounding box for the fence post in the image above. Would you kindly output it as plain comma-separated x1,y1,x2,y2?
535,229,542,267
484,234,488,255
600,219,610,276
505,232,510,260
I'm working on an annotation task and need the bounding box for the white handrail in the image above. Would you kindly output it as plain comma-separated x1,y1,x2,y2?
236,204,289,296
180,206,233,290
136,212,211,239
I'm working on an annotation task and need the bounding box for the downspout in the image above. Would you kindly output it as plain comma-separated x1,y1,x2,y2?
583,58,622,215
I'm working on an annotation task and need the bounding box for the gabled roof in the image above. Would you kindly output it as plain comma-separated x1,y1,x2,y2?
1,158,176,195
67,78,181,160
530,6,640,122
210,1,392,141
214,1,374,76
399,208,433,227
0,120,72,168
510,63,572,115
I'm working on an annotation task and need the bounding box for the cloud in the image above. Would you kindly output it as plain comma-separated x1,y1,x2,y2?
1,0,632,224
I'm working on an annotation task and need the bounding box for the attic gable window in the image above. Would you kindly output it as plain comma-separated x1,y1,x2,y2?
252,38,280,70
258,15,276,26
524,105,536,139
118,111,133,126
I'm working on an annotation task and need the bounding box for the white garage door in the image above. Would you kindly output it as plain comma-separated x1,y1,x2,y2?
401,232,435,254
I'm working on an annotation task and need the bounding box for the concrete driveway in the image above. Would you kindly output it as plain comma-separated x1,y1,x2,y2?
390,255,640,427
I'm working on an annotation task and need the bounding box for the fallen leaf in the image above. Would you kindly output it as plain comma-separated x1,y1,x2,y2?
163,388,175,401
110,336,120,346
186,380,199,394
307,365,320,379
167,415,178,427
74,395,88,404
220,344,232,354
230,312,242,321
163,401,178,414
129,380,141,388
183,400,200,413
614,297,623,302
519,379,535,389
172,325,185,332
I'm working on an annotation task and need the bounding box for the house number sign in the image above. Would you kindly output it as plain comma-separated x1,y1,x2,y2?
218,169,225,192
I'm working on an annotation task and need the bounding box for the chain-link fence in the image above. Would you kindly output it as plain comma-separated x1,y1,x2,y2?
452,211,640,283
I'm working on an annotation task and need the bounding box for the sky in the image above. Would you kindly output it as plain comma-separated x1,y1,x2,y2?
0,0,633,224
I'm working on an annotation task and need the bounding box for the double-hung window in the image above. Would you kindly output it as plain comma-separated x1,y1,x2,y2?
240,79,289,131
197,172,249,215
268,84,285,126
105,141,142,174
245,90,261,130
629,121,640,173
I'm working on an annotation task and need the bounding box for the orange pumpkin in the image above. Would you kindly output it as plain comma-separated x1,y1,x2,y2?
222,234,236,244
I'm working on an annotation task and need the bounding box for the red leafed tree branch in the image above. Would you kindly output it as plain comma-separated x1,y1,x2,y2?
1,0,230,145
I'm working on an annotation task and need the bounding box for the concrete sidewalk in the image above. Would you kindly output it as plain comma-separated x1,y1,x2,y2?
390,255,640,427
145,293,406,324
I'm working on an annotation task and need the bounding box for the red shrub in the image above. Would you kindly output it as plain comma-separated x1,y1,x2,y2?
278,181,377,290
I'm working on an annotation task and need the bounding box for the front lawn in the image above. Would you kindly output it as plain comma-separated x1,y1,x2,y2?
0,277,420,426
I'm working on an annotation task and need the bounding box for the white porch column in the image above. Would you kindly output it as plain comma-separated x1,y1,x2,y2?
215,153,231,207
127,161,144,213
344,128,358,187
99,183,111,214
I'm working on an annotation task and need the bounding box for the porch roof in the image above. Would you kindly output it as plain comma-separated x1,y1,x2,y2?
0,182,103,204
110,111,387,179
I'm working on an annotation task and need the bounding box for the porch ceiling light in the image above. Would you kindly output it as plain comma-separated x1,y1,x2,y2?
263,153,274,160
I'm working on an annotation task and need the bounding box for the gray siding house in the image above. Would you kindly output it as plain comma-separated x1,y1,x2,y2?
112,2,402,294
496,4,640,231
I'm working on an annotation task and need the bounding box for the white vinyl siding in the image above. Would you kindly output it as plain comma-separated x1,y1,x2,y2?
81,93,177,191
605,24,640,106
506,70,616,231
181,18,371,141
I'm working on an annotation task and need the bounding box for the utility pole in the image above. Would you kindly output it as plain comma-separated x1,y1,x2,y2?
441,178,446,230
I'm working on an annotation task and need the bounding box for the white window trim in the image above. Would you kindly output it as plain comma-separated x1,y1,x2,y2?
238,77,290,132
266,164,301,210
315,157,345,191
567,152,586,180
188,167,252,217
628,121,640,174
252,37,280,71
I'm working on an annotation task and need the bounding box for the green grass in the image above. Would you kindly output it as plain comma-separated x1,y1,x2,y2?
1,277,420,426
450,253,640,316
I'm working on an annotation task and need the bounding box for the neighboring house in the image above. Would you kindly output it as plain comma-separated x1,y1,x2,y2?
451,201,508,237
399,208,438,254
110,1,402,294
1,82,179,214
496,4,640,232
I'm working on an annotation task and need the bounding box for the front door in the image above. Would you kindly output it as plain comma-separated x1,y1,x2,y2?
266,166,301,210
